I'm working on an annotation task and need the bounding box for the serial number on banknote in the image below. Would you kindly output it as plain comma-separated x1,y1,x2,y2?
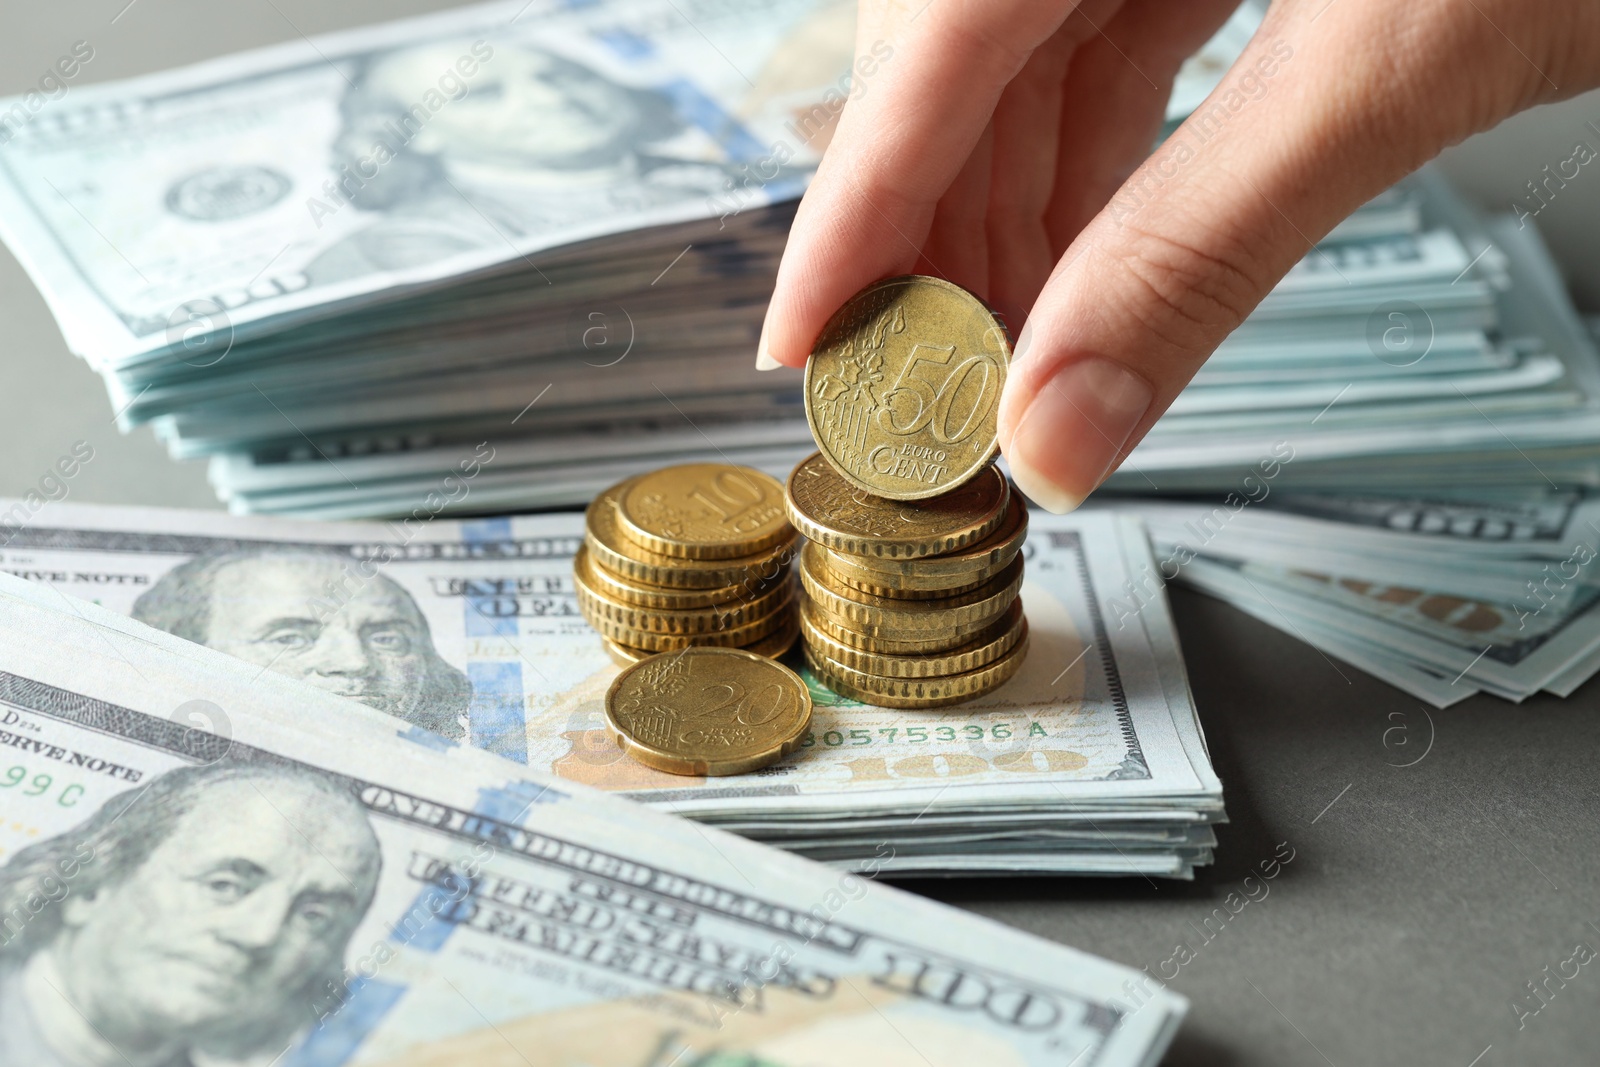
799,722,1051,747
0,763,88,807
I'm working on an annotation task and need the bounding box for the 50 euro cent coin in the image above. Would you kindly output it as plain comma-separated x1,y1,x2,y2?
805,274,1010,500
802,599,1026,678
800,542,1023,636
824,491,1028,597
802,608,993,655
805,629,1031,709
785,452,1008,559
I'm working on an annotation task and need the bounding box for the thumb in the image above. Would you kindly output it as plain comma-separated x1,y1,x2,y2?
995,1,1492,513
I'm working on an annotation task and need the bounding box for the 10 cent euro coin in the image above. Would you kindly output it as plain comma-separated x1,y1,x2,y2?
805,274,1010,500
616,464,790,559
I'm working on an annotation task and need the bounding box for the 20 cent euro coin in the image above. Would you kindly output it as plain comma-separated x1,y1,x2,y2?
604,646,813,776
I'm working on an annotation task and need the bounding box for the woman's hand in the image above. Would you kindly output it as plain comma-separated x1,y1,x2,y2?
757,0,1600,510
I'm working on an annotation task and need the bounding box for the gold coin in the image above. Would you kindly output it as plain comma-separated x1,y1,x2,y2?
802,599,1025,677
576,557,794,635
583,583,796,651
800,542,1022,636
606,646,813,775
616,464,791,560
821,560,989,600
784,452,1007,559
587,479,798,589
802,604,991,654
805,275,1010,500
602,638,650,669
604,612,801,667
805,628,1030,709
828,493,1029,590
576,544,782,610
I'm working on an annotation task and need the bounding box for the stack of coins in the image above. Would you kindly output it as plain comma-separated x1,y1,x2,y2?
577,464,800,666
788,274,1030,707
786,452,1029,708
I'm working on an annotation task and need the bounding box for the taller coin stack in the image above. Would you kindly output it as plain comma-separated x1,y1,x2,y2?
577,464,800,666
790,274,1029,707
787,454,1029,707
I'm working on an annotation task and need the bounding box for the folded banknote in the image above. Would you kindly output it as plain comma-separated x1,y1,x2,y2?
0,498,1223,877
0,571,1187,1066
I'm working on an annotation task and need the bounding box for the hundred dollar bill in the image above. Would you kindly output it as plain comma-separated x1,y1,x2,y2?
0,0,838,371
1181,555,1600,703
1132,486,1600,562
1109,205,1600,497
0,498,1222,876
0,572,1187,1066
1115,486,1600,608
1102,485,1600,706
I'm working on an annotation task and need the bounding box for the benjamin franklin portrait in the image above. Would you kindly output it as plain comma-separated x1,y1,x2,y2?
0,761,382,1067
304,37,754,283
131,547,472,740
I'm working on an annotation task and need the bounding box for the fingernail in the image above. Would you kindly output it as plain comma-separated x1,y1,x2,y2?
1012,319,1033,364
755,332,779,371
1007,357,1154,514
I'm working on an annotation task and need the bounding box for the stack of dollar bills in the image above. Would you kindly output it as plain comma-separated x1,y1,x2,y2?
1109,170,1600,493
0,0,1263,518
1084,172,1600,706
0,499,1224,879
1097,487,1600,708
4,0,1596,713
0,570,1190,1065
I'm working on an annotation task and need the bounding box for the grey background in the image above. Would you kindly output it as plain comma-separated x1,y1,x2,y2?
4,2,1599,1065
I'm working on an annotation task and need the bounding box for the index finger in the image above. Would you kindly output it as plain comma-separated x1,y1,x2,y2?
756,0,1079,370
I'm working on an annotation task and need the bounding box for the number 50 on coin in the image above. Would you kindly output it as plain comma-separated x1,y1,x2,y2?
805,275,1011,501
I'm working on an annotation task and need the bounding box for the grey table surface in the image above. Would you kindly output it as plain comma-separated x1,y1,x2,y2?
5,3,1600,1065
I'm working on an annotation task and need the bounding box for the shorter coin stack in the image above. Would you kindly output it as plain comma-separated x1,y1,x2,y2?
785,453,1029,708
577,464,800,666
